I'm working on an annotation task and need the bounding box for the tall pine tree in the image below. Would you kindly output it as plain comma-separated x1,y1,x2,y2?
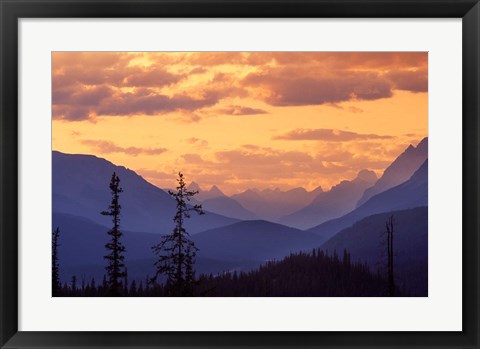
385,215,395,296
52,227,61,296
101,172,126,296
151,172,204,296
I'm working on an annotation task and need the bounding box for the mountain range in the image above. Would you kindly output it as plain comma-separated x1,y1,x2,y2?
53,212,259,284
356,137,428,207
52,137,428,295
308,159,428,242
53,151,238,235
186,182,258,220
278,169,377,229
230,186,324,222
320,207,428,296
192,220,324,262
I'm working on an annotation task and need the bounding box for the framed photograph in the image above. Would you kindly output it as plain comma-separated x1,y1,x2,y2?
1,0,479,348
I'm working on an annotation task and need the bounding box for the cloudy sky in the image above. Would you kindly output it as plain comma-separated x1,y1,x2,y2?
52,52,427,194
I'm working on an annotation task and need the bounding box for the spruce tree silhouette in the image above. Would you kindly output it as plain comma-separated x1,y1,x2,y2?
151,172,204,296
71,275,77,294
52,227,61,296
101,172,127,296
385,215,395,296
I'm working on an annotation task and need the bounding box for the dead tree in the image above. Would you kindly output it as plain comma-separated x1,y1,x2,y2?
385,215,395,296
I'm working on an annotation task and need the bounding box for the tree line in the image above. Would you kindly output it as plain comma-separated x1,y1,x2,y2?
52,172,399,297
53,171,203,297
196,248,405,297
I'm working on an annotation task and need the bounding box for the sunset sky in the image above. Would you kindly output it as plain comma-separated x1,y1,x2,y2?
52,52,427,194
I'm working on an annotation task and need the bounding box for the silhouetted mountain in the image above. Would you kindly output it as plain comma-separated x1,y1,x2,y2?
356,137,428,207
320,207,427,296
205,185,224,199
230,189,267,215
53,151,238,234
53,212,259,284
188,182,225,201
184,182,258,220
52,212,158,268
192,220,324,262
187,181,202,193
201,196,258,220
279,170,377,229
231,186,323,221
308,160,428,242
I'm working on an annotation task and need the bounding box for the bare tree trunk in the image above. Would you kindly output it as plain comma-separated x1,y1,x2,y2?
386,215,395,296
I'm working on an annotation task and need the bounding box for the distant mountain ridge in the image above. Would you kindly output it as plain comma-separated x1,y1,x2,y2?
53,212,259,283
308,159,428,242
186,182,258,220
320,207,428,296
278,169,377,229
231,186,323,221
192,220,325,262
188,182,225,201
53,151,238,235
356,137,428,207
201,196,258,220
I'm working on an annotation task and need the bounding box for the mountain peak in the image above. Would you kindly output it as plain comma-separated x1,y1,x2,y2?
355,137,428,207
208,185,224,196
188,181,202,192
355,169,377,183
310,185,324,194
287,187,308,194
415,137,428,153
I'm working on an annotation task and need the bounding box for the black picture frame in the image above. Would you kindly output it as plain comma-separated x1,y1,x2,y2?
1,0,479,348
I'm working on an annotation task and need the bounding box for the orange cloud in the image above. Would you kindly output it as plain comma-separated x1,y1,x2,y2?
221,105,268,115
124,67,185,87
274,129,393,142
186,137,209,147
52,52,427,122
81,140,167,156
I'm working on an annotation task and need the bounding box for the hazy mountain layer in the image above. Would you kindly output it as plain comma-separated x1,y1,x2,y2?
356,137,428,207
53,151,238,235
321,207,428,296
230,186,323,222
53,212,260,283
185,181,258,220
192,220,324,262
308,160,428,242
278,169,377,229
201,196,258,220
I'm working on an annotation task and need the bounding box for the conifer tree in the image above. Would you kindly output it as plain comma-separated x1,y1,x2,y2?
90,278,96,295
52,227,61,296
102,275,108,291
129,280,137,296
81,275,86,294
151,172,204,296
385,215,395,296
71,275,77,294
101,172,126,296
124,267,129,296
